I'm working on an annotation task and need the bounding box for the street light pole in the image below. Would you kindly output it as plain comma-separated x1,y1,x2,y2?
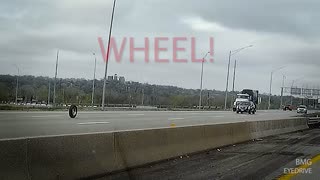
224,45,253,110
280,74,286,109
141,89,144,106
268,72,273,110
199,52,210,109
48,80,50,105
268,66,285,110
102,0,117,111
231,59,237,92
92,52,97,107
53,50,59,106
224,51,232,110
230,59,237,108
199,59,204,109
14,65,20,104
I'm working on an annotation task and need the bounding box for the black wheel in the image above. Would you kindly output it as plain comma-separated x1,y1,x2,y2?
69,105,77,118
236,111,239,114
241,111,243,114
248,110,251,114
252,110,256,114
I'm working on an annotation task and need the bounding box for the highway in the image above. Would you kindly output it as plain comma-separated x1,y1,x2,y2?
0,110,310,139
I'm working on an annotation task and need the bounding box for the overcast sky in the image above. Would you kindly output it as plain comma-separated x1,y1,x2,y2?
1,0,320,94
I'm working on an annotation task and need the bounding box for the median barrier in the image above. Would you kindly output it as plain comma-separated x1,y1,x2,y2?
249,118,307,138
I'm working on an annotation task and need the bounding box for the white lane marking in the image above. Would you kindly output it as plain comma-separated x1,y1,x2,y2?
189,113,201,115
189,115,225,118
211,116,224,118
31,115,62,118
127,114,145,116
168,118,185,120
77,122,110,125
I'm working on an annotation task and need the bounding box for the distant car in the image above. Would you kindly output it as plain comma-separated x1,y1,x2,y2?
283,105,293,111
297,105,307,114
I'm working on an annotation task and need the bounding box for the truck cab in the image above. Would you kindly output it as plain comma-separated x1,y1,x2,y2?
233,94,250,111
236,101,256,114
232,89,259,113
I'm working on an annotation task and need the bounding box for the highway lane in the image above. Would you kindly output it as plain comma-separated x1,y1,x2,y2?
0,110,313,139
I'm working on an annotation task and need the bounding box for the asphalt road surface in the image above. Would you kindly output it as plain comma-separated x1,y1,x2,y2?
0,110,312,139
98,128,320,180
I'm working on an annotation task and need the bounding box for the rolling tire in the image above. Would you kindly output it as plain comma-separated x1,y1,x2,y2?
252,110,255,114
69,105,77,118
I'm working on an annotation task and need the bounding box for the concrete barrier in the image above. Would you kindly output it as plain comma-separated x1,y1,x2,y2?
0,118,308,180
26,133,118,179
249,118,307,138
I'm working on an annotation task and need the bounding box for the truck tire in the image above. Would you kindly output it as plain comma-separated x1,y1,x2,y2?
69,105,77,118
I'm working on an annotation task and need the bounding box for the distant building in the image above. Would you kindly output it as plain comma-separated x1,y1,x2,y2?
107,76,113,81
119,76,125,83
114,74,118,81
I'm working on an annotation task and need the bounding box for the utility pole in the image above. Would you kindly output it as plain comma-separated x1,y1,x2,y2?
92,52,97,107
53,50,59,106
102,0,117,111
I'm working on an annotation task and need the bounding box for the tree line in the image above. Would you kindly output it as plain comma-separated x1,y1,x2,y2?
0,74,286,109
